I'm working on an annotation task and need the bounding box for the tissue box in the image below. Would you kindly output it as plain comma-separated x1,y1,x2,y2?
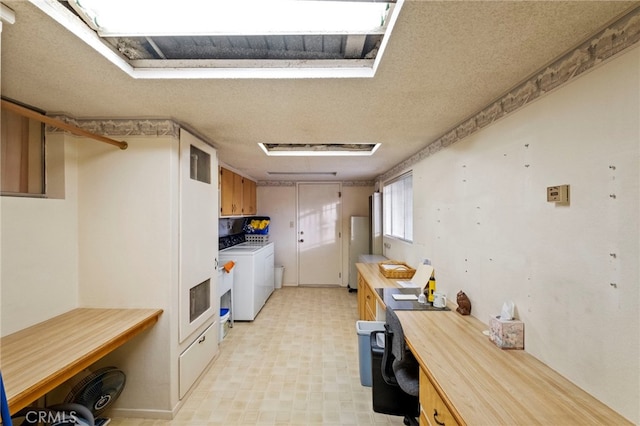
489,315,524,350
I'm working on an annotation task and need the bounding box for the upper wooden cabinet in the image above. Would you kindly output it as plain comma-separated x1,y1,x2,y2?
219,167,235,215
243,178,257,215
219,167,257,216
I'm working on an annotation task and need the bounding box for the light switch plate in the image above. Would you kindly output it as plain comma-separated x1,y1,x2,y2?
547,185,569,203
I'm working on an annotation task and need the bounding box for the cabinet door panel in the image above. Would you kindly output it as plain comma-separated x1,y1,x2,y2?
233,173,243,214
420,369,459,426
220,167,235,216
179,322,218,398
243,178,257,215
180,130,218,342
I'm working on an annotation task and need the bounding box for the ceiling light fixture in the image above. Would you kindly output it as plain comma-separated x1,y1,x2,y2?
259,143,380,156
69,0,392,37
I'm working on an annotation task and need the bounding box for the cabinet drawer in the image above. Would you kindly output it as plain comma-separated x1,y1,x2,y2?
420,369,459,426
420,407,430,426
179,322,218,398
364,286,376,321
357,275,366,319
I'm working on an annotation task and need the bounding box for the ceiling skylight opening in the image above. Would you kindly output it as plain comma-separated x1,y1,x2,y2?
259,143,381,156
36,0,403,78
69,0,393,37
267,172,337,176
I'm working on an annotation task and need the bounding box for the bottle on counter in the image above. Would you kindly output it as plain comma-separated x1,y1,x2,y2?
427,274,436,303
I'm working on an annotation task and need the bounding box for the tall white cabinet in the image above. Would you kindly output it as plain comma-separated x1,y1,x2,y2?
76,123,218,418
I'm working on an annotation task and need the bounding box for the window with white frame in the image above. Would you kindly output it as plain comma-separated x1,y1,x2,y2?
383,172,412,241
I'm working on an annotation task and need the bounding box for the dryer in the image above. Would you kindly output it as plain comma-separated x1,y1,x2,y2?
219,242,274,321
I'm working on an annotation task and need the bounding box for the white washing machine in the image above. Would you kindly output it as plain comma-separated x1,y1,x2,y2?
219,242,274,321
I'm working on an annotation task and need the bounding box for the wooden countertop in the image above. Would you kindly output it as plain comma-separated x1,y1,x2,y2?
357,262,401,291
356,263,631,425
0,308,163,415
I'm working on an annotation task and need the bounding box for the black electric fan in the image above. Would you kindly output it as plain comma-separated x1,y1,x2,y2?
63,367,126,426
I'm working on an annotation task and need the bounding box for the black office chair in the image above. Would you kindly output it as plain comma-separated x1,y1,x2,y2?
371,307,420,426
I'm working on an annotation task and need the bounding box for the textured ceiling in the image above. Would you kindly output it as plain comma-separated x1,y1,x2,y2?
1,1,638,182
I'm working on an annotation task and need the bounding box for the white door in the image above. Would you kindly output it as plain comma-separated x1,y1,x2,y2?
297,183,342,286
179,129,218,342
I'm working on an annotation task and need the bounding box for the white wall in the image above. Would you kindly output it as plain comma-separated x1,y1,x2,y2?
258,183,373,287
76,134,180,416
257,185,297,285
77,135,177,310
1,133,79,336
384,47,639,423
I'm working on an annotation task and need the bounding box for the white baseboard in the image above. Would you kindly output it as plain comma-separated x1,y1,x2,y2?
109,407,176,420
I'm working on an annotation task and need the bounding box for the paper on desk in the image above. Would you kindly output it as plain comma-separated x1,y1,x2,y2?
392,294,418,301
381,264,410,270
396,264,433,290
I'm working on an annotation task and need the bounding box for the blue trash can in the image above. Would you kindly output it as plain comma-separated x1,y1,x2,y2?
356,321,385,387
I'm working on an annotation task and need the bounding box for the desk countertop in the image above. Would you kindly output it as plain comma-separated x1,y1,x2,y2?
0,308,163,415
374,287,450,312
355,262,631,425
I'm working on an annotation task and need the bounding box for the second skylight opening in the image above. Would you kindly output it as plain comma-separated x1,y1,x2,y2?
259,143,381,156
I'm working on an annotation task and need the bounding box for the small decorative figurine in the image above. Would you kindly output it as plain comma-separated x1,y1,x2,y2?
456,291,472,315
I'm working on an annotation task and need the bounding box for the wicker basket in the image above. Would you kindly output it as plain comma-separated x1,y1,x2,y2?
378,261,416,279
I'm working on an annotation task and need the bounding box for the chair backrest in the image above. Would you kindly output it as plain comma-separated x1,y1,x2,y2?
381,307,409,386
386,307,407,361
384,307,420,397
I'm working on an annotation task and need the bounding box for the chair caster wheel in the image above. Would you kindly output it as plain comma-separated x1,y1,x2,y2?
403,416,418,426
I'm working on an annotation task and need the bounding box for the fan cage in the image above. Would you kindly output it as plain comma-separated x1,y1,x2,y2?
64,367,126,417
